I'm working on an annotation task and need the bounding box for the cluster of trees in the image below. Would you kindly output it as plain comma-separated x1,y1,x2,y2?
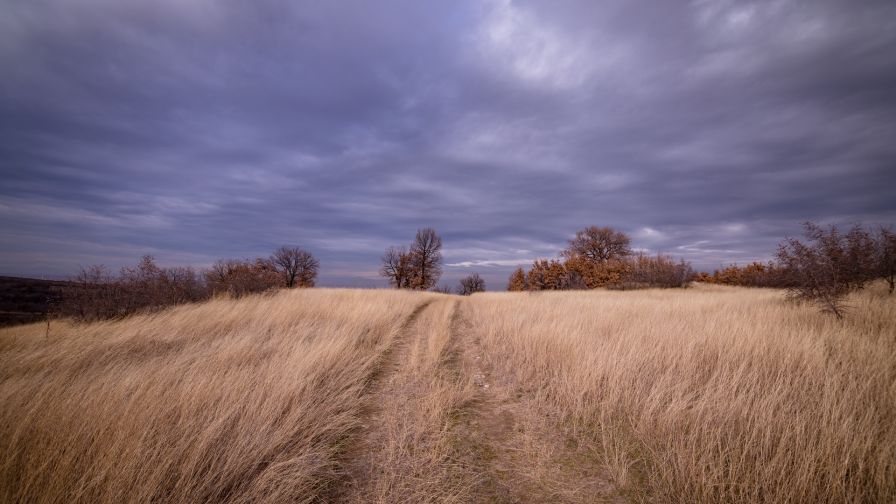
508,226,695,291
380,229,487,295
58,247,318,321
694,223,894,317
52,221,896,322
457,273,486,295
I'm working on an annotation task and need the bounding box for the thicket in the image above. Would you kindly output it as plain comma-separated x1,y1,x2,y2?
457,273,486,295
506,222,895,318
774,223,891,318
695,262,788,288
508,226,695,291
694,223,894,317
57,247,318,321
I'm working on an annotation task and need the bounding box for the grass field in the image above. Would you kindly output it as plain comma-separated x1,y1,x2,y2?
1,285,894,503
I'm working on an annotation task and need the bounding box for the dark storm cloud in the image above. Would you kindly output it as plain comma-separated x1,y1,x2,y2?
2,0,895,288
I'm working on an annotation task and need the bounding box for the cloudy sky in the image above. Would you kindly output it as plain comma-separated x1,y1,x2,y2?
2,0,895,288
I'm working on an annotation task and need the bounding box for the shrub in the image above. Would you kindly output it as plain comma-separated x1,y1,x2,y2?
204,258,282,297
58,256,206,321
525,259,569,290
457,273,486,295
775,222,876,318
616,253,695,289
704,262,788,288
875,227,895,294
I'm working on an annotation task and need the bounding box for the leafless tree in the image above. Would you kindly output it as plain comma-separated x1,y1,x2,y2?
409,228,443,290
380,246,411,288
204,258,282,297
380,228,444,290
432,284,454,294
776,222,876,319
562,226,632,263
877,227,896,294
271,246,319,288
457,273,486,295
617,253,695,289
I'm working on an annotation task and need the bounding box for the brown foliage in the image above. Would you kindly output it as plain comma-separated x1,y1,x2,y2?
704,262,787,288
506,267,527,291
525,259,569,290
380,228,443,290
563,255,629,288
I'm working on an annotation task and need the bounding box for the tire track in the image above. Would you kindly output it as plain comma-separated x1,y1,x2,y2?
327,298,436,502
450,299,624,504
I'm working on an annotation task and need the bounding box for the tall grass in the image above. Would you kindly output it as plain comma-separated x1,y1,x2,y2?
0,289,428,503
339,298,476,503
1,285,894,503
466,284,896,503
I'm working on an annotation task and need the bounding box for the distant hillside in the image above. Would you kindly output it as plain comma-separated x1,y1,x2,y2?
0,276,69,327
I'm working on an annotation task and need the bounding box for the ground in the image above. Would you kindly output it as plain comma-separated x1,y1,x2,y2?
1,285,894,503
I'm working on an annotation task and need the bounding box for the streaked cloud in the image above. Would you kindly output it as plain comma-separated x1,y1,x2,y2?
1,0,894,289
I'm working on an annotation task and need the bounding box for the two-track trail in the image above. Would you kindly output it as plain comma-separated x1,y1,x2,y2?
331,296,623,504
451,300,624,504
331,298,475,503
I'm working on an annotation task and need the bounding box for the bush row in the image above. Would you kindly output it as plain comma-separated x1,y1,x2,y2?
57,247,318,322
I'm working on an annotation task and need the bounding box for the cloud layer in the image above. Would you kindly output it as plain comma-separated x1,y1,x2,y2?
2,0,895,288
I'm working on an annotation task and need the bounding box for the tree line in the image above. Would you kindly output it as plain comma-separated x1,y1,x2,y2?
58,246,319,321
504,222,895,318
685,223,894,317
54,221,895,322
507,226,695,291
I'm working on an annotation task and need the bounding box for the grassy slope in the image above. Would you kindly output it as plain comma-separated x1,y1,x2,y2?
1,285,894,503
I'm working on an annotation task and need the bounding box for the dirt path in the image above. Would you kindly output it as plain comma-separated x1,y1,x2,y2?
450,300,624,504
331,298,437,502
332,297,623,503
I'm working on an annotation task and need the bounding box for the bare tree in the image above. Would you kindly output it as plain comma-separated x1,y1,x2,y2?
776,222,876,319
457,273,486,295
380,228,444,290
408,228,443,290
204,258,282,297
380,246,411,288
433,284,454,294
271,246,319,288
877,227,896,294
562,226,632,263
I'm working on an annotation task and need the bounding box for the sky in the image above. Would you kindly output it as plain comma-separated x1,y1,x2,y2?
2,0,895,289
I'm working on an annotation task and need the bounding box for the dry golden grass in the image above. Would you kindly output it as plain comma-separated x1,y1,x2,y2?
0,288,431,503
467,283,896,503
1,284,894,503
338,298,476,503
